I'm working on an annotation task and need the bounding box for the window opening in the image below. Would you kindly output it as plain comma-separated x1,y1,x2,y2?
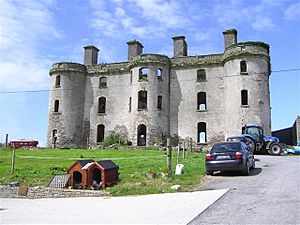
137,124,146,146
54,100,59,112
138,90,147,109
129,97,132,112
98,97,106,113
241,90,248,106
240,61,247,73
197,122,207,143
157,95,162,110
157,68,162,81
99,77,107,88
139,68,149,80
97,124,105,142
197,92,206,111
55,75,61,87
197,69,206,82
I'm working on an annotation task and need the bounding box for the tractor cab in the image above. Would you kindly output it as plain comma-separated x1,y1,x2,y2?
242,125,264,151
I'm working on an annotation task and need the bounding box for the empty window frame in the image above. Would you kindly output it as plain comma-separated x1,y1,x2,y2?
240,60,247,73
129,97,132,112
54,100,59,112
98,97,106,113
197,69,206,82
130,70,133,83
138,90,147,109
241,89,248,106
157,68,162,81
197,92,206,111
157,95,162,110
97,124,105,142
99,77,107,88
55,75,61,87
197,122,207,143
139,68,149,80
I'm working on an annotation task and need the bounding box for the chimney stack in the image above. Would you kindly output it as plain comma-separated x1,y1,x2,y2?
172,36,187,57
84,45,99,65
222,28,237,50
127,40,143,60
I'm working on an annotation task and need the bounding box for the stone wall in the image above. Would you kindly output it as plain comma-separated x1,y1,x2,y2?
0,185,109,199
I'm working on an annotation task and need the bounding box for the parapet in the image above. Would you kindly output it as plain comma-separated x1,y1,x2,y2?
223,41,270,63
129,54,170,68
49,62,86,76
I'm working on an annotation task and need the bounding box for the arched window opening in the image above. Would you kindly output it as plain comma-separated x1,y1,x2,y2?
240,61,247,73
197,69,206,82
157,95,162,110
129,97,132,112
54,100,59,112
97,124,105,142
137,124,146,146
98,97,106,113
139,68,149,80
138,90,147,109
197,92,206,111
55,75,61,87
241,90,248,106
52,129,58,147
99,77,107,88
157,68,162,81
197,122,207,143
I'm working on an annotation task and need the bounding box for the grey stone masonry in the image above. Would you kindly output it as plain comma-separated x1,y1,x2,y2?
47,28,272,148
0,185,109,199
127,40,144,60
172,36,187,57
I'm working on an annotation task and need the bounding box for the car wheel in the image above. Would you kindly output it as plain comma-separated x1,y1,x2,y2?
268,143,282,156
206,170,213,176
250,159,255,169
243,161,250,175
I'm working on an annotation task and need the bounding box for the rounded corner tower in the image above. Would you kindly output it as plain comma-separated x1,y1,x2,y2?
128,54,170,146
222,29,272,137
47,62,87,148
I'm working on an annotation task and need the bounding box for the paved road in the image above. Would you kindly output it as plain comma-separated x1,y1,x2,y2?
189,155,300,225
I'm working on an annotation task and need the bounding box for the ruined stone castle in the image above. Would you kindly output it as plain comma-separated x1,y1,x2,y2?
47,29,272,148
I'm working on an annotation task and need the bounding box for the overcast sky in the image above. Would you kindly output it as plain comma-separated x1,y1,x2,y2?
1,0,299,146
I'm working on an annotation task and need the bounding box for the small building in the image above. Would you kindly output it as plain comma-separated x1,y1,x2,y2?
67,160,119,189
10,139,39,148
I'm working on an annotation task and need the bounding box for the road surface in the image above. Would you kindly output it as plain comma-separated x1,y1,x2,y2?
189,155,300,225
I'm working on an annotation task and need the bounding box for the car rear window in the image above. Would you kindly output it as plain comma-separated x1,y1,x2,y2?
211,143,240,153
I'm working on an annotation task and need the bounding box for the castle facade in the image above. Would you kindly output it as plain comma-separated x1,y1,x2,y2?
47,29,272,148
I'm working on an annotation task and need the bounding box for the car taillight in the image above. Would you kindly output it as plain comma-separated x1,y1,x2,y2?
206,154,212,161
235,152,242,159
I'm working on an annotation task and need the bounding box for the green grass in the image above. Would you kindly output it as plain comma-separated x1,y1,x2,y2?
0,148,205,196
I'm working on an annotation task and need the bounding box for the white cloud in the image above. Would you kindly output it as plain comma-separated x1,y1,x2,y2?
284,2,300,21
251,17,276,31
0,0,60,92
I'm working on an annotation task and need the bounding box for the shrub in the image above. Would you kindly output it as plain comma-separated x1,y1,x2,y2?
103,132,127,147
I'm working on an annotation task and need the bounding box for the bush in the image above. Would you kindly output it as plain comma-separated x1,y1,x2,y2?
103,132,127,147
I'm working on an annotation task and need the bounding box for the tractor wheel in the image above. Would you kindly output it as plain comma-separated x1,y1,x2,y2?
245,137,256,153
268,143,282,156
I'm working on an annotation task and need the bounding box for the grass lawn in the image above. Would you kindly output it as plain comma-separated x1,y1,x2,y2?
0,148,205,196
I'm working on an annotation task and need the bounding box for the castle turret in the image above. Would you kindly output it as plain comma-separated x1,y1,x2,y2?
172,36,187,57
47,62,87,148
222,29,271,137
222,28,237,50
84,45,99,65
127,40,143,60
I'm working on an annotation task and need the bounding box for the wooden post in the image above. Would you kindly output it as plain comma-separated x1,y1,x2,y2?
177,144,180,164
167,138,172,175
11,148,16,175
183,140,185,159
189,138,193,152
5,134,8,147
